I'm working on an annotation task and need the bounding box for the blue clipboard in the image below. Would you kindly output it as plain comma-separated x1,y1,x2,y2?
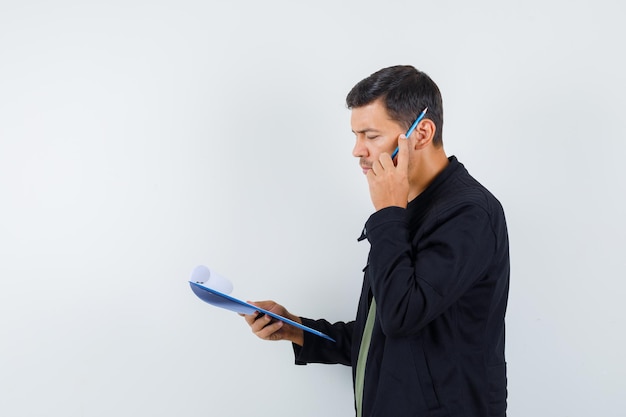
189,281,336,342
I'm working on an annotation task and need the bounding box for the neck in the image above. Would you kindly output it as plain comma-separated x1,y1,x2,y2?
407,146,449,201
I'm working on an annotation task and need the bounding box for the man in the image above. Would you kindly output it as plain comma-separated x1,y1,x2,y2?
242,65,510,417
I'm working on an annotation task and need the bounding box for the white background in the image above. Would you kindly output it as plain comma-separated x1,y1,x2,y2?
1,1,624,416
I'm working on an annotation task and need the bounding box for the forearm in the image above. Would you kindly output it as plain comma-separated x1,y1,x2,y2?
293,318,354,366
365,205,496,337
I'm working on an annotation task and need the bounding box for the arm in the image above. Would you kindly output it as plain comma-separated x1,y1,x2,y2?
294,318,354,366
365,204,496,337
241,301,354,366
364,132,498,337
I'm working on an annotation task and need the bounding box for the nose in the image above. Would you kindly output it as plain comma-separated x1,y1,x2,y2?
352,137,368,158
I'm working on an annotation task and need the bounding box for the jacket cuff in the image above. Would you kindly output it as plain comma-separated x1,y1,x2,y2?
292,317,319,365
364,206,407,242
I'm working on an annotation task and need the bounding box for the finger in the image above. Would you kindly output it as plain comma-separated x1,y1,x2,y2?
370,160,378,176
242,313,257,326
245,301,276,320
378,152,394,169
370,158,384,176
250,313,273,332
242,302,265,324
395,134,410,172
242,311,264,326
256,319,284,340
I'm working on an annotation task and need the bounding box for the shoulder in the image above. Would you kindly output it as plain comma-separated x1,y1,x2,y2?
437,162,505,220
413,163,507,245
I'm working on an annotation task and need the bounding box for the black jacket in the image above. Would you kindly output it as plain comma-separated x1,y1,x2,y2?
294,157,509,417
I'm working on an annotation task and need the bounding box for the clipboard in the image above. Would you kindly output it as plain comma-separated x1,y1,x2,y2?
189,281,336,342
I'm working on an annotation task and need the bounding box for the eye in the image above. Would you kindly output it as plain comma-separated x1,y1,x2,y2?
366,135,380,140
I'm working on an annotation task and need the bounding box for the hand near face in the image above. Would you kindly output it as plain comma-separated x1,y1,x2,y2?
366,133,411,211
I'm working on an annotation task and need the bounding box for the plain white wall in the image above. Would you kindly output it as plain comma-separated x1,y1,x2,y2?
1,0,624,416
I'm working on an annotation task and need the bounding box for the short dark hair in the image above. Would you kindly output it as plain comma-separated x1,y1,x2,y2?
346,65,444,146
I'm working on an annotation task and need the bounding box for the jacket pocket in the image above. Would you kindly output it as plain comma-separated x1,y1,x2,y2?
369,341,450,417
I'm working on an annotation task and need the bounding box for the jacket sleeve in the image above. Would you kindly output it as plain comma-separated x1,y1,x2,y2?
365,203,496,338
292,318,354,366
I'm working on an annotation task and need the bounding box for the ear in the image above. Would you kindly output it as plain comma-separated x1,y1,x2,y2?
413,119,436,150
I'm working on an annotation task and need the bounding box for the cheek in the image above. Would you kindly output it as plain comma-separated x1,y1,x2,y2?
357,136,397,159
376,137,397,155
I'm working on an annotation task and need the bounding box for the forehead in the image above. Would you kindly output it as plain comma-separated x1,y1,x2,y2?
350,99,398,132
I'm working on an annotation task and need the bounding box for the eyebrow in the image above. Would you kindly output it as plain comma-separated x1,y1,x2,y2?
352,128,382,134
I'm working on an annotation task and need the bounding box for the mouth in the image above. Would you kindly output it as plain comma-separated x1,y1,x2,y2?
359,158,372,175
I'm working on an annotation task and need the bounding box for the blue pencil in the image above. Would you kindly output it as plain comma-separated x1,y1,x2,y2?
391,107,428,160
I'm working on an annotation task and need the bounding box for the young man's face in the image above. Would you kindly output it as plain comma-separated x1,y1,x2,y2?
350,98,406,175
